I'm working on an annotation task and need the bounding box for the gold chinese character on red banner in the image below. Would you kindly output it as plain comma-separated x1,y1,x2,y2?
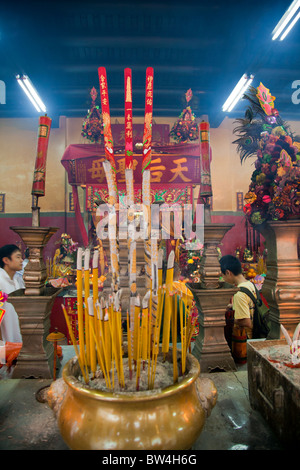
115,157,139,183
87,158,106,182
149,157,166,183
169,158,192,182
38,124,49,138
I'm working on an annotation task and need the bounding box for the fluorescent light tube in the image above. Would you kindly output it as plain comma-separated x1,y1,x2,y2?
16,75,46,113
22,75,46,112
222,75,248,112
272,0,300,40
227,76,254,112
280,10,300,40
222,74,254,112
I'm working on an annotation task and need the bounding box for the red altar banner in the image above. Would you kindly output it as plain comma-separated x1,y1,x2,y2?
61,144,201,187
32,115,52,197
86,184,193,211
61,143,201,246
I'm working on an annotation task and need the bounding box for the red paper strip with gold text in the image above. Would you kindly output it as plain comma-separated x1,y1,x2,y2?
98,67,119,291
142,67,154,173
98,67,116,173
199,120,212,197
124,68,133,170
31,115,52,197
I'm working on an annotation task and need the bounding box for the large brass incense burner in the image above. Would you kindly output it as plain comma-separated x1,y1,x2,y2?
48,352,217,450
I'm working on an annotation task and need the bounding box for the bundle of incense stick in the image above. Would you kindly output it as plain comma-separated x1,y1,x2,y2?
62,248,197,391
61,68,197,390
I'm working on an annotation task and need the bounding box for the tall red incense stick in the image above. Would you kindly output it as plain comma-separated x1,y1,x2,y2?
31,115,52,197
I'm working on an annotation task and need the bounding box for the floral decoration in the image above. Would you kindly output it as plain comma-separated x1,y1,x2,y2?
170,89,199,143
233,84,300,224
81,87,104,144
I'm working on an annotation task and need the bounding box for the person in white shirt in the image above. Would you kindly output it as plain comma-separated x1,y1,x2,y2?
0,244,24,343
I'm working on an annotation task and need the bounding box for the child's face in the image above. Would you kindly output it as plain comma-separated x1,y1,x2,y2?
4,250,23,272
222,269,235,285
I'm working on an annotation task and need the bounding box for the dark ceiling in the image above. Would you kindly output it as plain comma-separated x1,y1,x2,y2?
0,0,299,127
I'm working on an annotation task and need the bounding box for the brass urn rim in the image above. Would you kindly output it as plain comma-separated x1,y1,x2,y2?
62,352,200,403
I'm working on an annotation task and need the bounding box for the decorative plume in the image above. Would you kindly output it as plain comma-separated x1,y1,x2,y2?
233,85,293,163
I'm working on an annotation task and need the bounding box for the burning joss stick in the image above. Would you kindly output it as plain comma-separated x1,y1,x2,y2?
115,293,125,387
76,248,86,368
92,249,99,337
150,285,165,389
127,311,133,380
172,294,178,383
89,317,110,389
179,293,185,374
95,301,110,385
87,296,97,378
142,292,150,368
162,251,175,358
136,315,142,391
84,249,91,367
133,296,140,363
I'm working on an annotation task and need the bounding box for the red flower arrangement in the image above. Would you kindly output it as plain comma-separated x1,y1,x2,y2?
234,83,300,225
